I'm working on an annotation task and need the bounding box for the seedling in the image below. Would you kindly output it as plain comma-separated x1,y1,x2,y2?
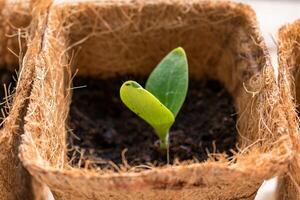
120,47,188,149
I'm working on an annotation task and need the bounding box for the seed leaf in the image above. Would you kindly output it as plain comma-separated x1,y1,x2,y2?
120,80,175,145
145,47,188,117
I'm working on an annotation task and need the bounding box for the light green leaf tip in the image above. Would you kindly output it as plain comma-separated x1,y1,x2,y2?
120,80,175,148
145,47,188,117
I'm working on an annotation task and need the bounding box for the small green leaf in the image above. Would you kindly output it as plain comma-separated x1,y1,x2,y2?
145,47,188,117
120,80,175,148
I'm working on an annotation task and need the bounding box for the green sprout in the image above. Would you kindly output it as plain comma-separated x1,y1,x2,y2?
120,47,188,149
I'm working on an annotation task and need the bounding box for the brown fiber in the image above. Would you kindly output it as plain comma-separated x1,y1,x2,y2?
18,0,298,199
0,0,33,199
277,19,300,200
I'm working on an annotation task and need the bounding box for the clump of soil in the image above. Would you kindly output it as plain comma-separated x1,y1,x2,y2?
68,76,237,169
0,68,16,127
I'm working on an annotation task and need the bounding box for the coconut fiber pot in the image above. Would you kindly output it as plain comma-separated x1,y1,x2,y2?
277,19,300,200
19,0,297,200
0,0,35,199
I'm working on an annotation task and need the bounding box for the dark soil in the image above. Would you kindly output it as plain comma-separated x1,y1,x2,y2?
68,76,238,169
0,68,16,127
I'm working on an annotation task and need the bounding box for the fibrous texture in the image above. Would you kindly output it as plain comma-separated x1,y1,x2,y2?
16,0,298,199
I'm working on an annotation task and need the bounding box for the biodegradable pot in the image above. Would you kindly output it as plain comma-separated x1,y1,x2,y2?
279,20,300,105
19,1,296,199
0,0,30,69
0,0,34,199
277,20,300,200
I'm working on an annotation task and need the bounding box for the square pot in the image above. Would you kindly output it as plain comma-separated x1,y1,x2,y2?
278,20,300,200
19,1,295,199
0,0,33,199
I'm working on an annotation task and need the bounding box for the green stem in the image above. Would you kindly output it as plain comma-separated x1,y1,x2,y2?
159,134,169,149
155,126,170,150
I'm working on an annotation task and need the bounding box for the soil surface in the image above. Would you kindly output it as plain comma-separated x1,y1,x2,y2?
0,68,16,127
68,76,237,170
